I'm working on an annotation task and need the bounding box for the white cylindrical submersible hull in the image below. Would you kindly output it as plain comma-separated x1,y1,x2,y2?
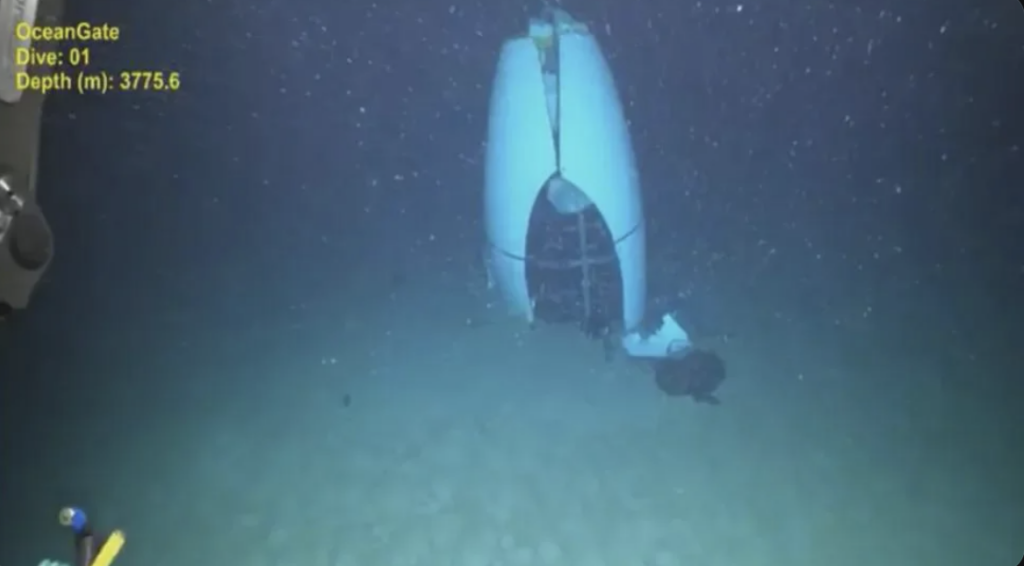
484,12,646,331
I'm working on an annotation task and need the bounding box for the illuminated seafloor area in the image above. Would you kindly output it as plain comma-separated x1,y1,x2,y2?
3,266,1019,566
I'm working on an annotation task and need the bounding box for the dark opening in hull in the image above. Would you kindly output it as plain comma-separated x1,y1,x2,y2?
525,191,623,338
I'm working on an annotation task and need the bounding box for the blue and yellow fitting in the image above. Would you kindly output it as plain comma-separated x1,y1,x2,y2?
58,507,125,566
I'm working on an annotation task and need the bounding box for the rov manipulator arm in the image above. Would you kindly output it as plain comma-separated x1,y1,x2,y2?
58,507,126,566
0,0,64,317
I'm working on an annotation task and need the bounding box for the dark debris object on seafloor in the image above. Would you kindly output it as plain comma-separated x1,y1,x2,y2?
653,349,726,405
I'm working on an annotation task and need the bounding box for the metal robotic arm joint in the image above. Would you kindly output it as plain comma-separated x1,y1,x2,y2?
0,172,25,230
0,0,64,315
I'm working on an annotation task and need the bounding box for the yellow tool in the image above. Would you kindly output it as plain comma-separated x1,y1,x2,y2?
90,530,125,566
